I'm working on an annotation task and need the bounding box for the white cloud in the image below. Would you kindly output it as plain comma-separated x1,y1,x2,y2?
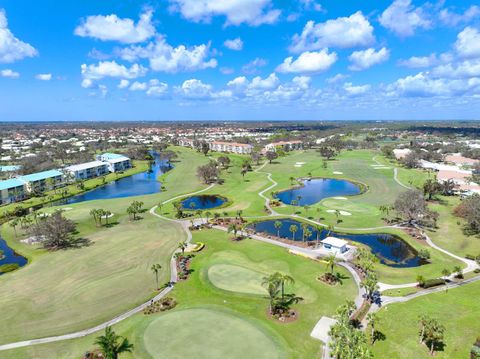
326,73,348,84
439,6,480,27
129,81,147,91
220,67,234,74
277,49,337,74
431,59,480,79
35,73,52,81
74,9,155,44
177,78,213,99
242,57,267,74
98,85,108,98
0,9,38,63
118,36,217,73
249,72,279,90
348,47,389,71
299,0,322,12
455,27,480,59
379,0,431,37
224,37,243,51
146,82,168,97
81,61,147,87
289,12,374,53
398,53,438,68
344,82,371,96
264,76,311,101
118,79,130,89
168,0,281,26
0,68,19,78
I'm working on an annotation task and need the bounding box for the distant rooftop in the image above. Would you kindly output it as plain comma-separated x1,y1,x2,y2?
99,153,128,160
65,161,107,172
19,169,63,183
0,165,21,172
0,178,25,191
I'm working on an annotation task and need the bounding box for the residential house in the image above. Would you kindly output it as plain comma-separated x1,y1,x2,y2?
209,141,253,154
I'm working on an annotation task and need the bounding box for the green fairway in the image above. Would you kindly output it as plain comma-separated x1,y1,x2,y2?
373,281,480,359
143,308,286,359
207,263,266,295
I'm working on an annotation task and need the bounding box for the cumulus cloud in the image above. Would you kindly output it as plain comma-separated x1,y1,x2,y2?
146,81,169,97
177,78,213,99
249,72,279,89
348,47,389,71
379,0,431,37
326,73,349,84
455,27,480,59
224,37,243,51
35,73,52,81
81,61,147,87
277,49,337,74
0,68,19,78
242,57,267,74
0,9,38,63
129,81,147,91
118,36,217,73
263,76,311,101
74,9,155,43
344,82,371,96
398,53,438,68
439,6,480,27
289,12,374,53
168,0,281,26
118,79,130,89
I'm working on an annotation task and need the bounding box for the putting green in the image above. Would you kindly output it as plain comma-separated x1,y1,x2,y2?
321,198,379,215
143,308,285,359
207,264,266,295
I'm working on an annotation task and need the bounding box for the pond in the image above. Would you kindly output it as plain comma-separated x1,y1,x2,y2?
0,236,27,275
180,195,227,210
276,178,361,206
249,218,422,268
55,154,171,205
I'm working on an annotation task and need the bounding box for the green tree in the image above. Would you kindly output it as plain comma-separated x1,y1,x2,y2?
289,224,298,240
366,312,380,344
274,220,282,238
360,271,379,303
325,254,336,274
150,263,162,290
94,326,134,359
178,240,187,254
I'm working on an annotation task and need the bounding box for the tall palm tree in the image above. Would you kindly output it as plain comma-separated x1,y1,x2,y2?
289,224,298,241
178,241,187,254
228,223,238,239
325,254,336,274
94,326,133,359
366,312,379,344
274,220,282,238
262,273,280,314
276,272,295,301
151,263,162,290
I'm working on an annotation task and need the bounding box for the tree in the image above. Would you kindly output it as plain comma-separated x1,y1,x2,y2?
217,156,230,169
9,218,19,237
325,254,336,274
127,200,144,220
201,141,210,156
265,151,278,164
250,151,261,165
228,223,239,239
29,211,77,250
262,273,280,314
178,241,187,254
402,152,420,168
150,263,162,290
289,224,298,241
319,147,336,160
240,167,248,180
360,271,379,303
366,312,380,344
418,249,431,262
453,194,480,235
453,265,463,279
381,145,395,159
394,190,428,225
197,161,220,184
421,317,445,356
423,179,442,200
94,326,133,359
274,220,282,237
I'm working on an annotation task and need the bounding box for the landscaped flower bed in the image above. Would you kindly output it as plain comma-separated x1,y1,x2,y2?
176,253,194,280
143,297,177,315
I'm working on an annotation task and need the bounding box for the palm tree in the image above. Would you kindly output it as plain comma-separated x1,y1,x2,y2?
366,312,379,344
289,224,298,241
276,273,295,301
205,211,212,224
304,205,310,217
262,273,280,314
150,263,162,290
441,268,451,292
325,254,336,274
274,220,282,238
9,218,19,237
315,225,323,247
104,210,112,226
228,223,238,239
178,241,187,254
289,176,295,185
94,326,133,359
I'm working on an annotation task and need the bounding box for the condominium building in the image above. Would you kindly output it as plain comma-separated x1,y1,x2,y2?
0,178,26,205
178,138,195,148
264,140,303,152
209,141,253,154
19,169,64,193
65,161,109,180
96,153,132,172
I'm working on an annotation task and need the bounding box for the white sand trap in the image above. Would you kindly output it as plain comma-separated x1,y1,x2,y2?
326,209,352,216
294,165,302,167
333,171,343,174
296,162,306,165
101,213,115,219
371,164,384,167
332,196,347,200
62,207,73,211
374,167,391,170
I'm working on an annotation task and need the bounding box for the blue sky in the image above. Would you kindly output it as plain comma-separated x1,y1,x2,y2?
1,0,480,122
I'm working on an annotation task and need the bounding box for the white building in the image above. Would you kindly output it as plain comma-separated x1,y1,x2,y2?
19,169,64,193
264,140,303,152
178,138,195,148
96,153,132,173
321,237,348,254
209,141,253,154
65,161,108,180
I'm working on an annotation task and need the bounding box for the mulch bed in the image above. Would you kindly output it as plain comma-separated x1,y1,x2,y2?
176,254,194,281
267,308,299,323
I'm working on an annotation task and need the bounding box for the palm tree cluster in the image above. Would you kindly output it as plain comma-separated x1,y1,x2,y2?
94,327,133,359
126,200,144,220
262,272,302,318
90,208,113,227
355,249,379,303
329,301,372,359
418,315,446,355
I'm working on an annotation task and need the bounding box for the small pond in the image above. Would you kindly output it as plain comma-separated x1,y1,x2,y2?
181,195,227,210
249,218,422,268
55,154,171,205
0,236,27,275
276,178,361,206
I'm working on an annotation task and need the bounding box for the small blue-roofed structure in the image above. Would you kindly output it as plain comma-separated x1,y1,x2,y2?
0,178,26,205
96,153,126,161
0,165,21,172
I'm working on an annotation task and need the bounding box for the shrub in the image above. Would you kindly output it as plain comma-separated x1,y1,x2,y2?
0,263,20,273
420,278,445,289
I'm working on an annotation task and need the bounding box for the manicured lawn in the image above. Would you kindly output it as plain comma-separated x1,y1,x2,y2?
373,281,480,358
2,228,358,358
143,307,287,359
